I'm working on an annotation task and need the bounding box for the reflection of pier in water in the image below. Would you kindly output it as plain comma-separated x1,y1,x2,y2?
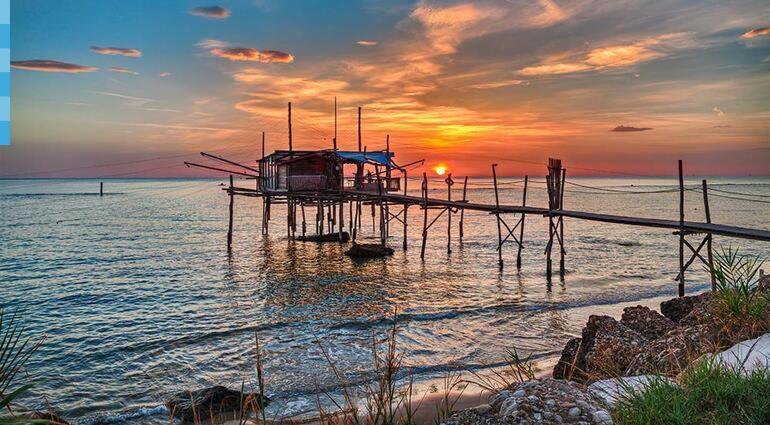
186,102,770,298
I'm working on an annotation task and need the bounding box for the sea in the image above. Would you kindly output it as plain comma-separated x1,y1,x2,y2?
1,177,769,424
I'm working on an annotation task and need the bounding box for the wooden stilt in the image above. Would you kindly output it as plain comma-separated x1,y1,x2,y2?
420,173,429,260
339,200,345,242
559,168,566,277
492,164,503,270
227,175,234,250
516,175,528,269
100,181,104,196
446,173,453,254
678,159,685,297
403,170,409,251
459,176,468,243
301,203,307,236
703,179,716,290
287,197,292,239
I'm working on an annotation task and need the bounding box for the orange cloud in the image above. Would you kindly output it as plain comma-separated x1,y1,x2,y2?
741,27,770,39
611,125,652,132
159,72,172,77
189,6,230,19
108,66,138,75
11,60,98,73
357,40,378,46
210,47,294,63
91,46,142,57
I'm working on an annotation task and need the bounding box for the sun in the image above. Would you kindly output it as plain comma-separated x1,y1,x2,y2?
433,164,448,176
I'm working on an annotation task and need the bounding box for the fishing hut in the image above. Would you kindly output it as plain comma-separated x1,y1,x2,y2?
187,101,770,297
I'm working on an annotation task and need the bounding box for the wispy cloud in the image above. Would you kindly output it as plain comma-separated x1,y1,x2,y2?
357,40,378,46
108,66,138,75
159,72,172,77
210,47,294,63
468,79,529,89
713,106,725,117
89,91,154,107
611,125,652,132
91,46,142,57
11,60,98,73
741,27,770,39
519,33,693,76
189,6,230,19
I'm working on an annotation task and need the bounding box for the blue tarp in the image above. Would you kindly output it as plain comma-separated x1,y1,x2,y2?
335,151,396,167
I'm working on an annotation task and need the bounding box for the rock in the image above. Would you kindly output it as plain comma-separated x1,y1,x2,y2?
165,386,270,424
568,407,581,417
588,375,675,408
295,232,350,243
712,333,770,375
344,243,394,258
626,324,713,375
579,316,647,382
592,409,613,425
660,292,712,323
553,337,583,380
473,403,492,415
513,389,526,398
27,411,70,424
620,306,676,340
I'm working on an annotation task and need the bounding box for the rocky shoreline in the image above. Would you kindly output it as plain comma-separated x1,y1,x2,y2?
442,275,770,425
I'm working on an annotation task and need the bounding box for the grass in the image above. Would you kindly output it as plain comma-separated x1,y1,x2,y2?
614,359,770,425
710,247,770,346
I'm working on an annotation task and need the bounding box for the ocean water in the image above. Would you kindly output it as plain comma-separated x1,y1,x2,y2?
1,177,769,424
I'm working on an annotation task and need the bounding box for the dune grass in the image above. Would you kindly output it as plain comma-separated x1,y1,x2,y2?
614,358,770,425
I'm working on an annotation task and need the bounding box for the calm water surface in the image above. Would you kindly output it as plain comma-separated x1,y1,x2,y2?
2,177,769,423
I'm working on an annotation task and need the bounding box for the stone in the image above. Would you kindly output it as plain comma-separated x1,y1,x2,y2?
620,306,676,340
500,399,519,417
660,292,712,323
473,403,492,415
580,316,647,382
568,407,581,418
713,333,770,375
593,409,613,425
344,243,394,258
588,375,676,408
165,385,270,424
553,337,583,380
513,389,526,398
626,324,713,375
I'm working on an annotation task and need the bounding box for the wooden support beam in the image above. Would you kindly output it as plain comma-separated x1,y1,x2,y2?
560,168,566,278
517,175,528,269
420,172,429,260
288,102,293,152
100,181,104,197
678,159,685,297
228,175,234,250
357,106,362,152
446,173,453,254
403,169,409,251
492,164,503,270
703,179,716,290
459,176,468,243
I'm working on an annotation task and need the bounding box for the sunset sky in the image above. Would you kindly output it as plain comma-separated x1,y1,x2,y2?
3,0,769,177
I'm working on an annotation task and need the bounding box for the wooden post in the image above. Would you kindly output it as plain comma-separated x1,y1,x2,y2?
227,175,234,250
339,200,345,241
385,135,391,239
459,176,468,243
376,165,386,246
403,170,409,251
492,164,503,270
100,181,104,196
357,107,362,152
517,176,528,269
318,198,324,235
446,173,453,254
678,159,685,297
546,174,553,283
288,102,293,152
703,179,716,290
420,172,429,260
261,131,265,159
333,96,338,152
287,197,292,239
301,203,307,236
559,168,566,277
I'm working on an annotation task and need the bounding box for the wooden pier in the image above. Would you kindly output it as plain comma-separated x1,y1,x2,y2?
186,102,770,297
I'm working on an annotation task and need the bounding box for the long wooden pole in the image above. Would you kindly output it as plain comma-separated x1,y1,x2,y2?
446,174,452,254
385,135,391,239
703,179,716,290
492,164,503,270
100,181,104,197
403,170,408,251
420,172,429,260
288,102,293,152
559,168,566,277
517,175,528,269
459,176,468,243
333,96,338,152
678,159,685,297
227,175,234,250
357,107,362,152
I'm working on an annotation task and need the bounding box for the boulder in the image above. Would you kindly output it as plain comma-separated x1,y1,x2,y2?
165,386,269,424
554,316,647,383
344,243,394,258
660,292,712,323
553,337,583,380
712,333,770,375
626,324,713,376
620,306,676,340
588,375,676,408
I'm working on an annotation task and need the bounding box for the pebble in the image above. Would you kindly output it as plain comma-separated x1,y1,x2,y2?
513,389,526,398
473,403,491,415
500,399,518,417
568,407,582,417
593,409,613,425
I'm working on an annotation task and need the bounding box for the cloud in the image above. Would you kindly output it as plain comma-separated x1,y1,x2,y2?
89,91,154,107
10,60,98,73
189,6,230,19
519,33,693,76
210,47,294,63
108,66,138,75
712,106,725,117
712,124,732,128
468,79,529,89
197,39,229,49
611,125,652,132
159,72,172,77
357,40,378,46
91,46,142,57
741,27,770,39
